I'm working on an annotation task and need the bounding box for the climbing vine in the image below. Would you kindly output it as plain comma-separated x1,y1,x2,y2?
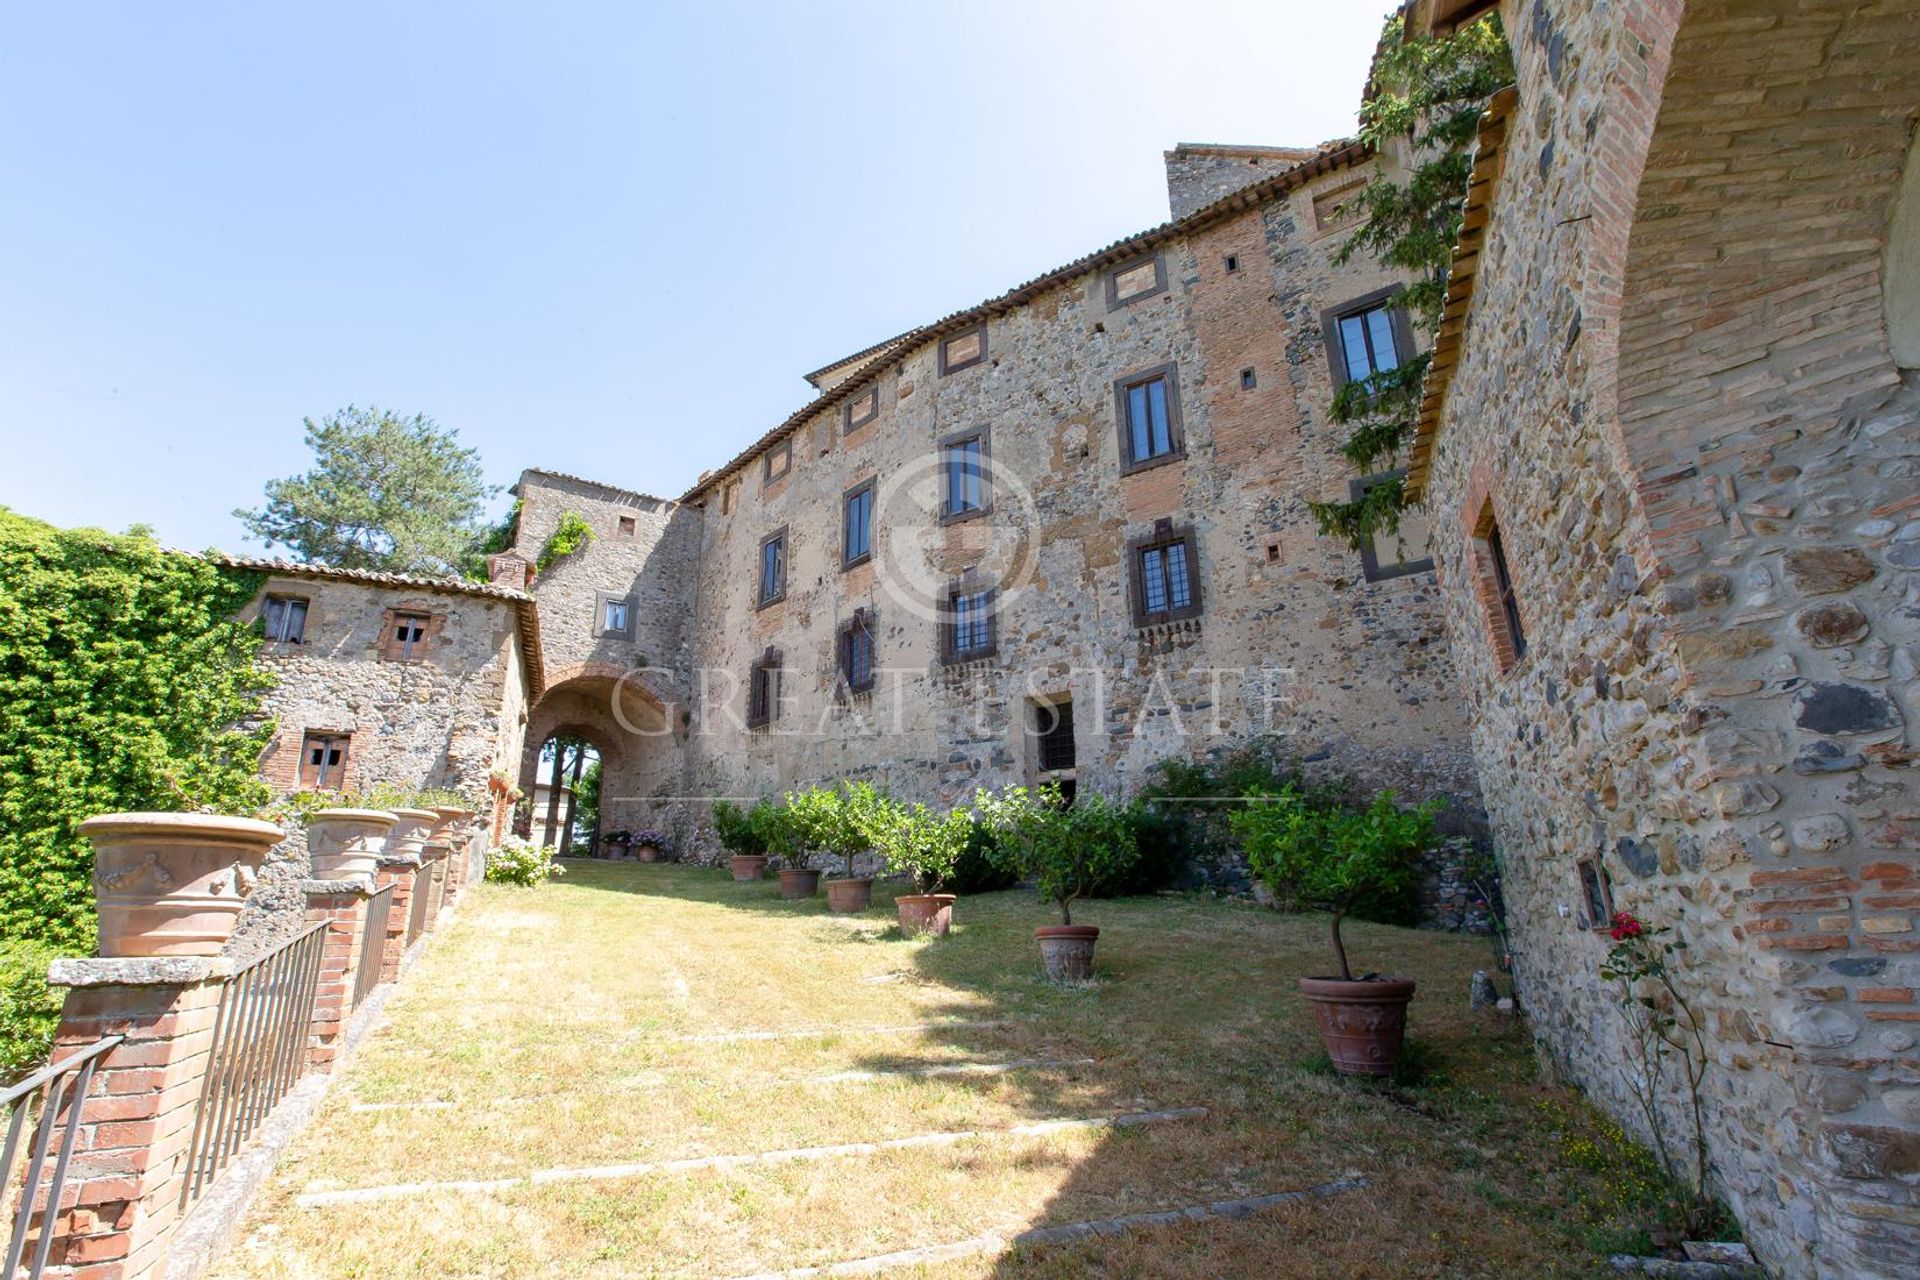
536,510,595,573
1308,11,1514,549
0,509,276,952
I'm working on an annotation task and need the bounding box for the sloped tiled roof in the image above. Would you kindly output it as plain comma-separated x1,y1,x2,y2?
514,469,675,506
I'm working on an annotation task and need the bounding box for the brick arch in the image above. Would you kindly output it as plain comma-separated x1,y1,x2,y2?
1612,0,1918,564
541,660,677,712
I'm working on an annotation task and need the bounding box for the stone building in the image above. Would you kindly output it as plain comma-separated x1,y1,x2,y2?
501,141,1484,865
1402,1,1920,1275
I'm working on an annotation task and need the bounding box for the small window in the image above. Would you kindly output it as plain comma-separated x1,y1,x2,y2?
1033,700,1076,772
938,325,987,375
1129,520,1204,627
757,528,788,608
1313,177,1365,233
1240,367,1257,390
383,611,431,661
1488,522,1526,661
1105,255,1166,308
617,516,636,537
299,732,350,791
1351,471,1434,582
747,648,781,729
844,387,879,433
843,480,874,568
837,609,876,694
763,438,793,485
594,591,633,638
1114,365,1184,473
1224,254,1240,274
940,430,990,521
1577,859,1614,930
263,595,308,644
941,583,996,664
1472,506,1527,671
1323,288,1414,392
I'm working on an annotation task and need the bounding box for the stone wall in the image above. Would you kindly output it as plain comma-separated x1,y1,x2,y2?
1416,2,1920,1274
1163,143,1321,219
227,568,531,956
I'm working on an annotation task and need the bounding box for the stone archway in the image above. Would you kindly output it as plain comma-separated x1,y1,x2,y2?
521,664,683,850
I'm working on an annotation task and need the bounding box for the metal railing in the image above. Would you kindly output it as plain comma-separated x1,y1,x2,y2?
4,1035,121,1279
406,863,430,944
355,884,394,1009
180,921,328,1206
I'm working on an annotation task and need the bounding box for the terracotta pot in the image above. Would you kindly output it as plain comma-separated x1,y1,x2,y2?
778,867,820,900
1035,925,1100,981
384,808,439,861
306,808,399,880
825,877,873,913
730,854,768,881
604,840,629,859
429,805,475,843
897,893,955,938
1298,975,1417,1077
636,844,660,863
82,812,285,958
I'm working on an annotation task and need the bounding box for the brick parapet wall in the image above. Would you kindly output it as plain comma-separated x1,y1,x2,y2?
300,878,373,1073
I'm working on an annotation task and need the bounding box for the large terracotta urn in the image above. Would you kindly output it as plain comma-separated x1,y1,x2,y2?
82,812,285,957
306,808,398,879
386,808,439,860
429,805,476,845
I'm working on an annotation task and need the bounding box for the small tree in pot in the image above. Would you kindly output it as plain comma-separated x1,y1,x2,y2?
869,798,968,937
977,784,1140,981
822,782,880,913
775,792,824,899
712,798,771,881
1230,786,1438,1076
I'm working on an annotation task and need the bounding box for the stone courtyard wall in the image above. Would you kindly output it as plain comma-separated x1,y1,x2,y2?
1416,2,1920,1274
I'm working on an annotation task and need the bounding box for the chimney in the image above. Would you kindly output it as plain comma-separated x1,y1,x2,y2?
1163,143,1321,220
486,551,534,590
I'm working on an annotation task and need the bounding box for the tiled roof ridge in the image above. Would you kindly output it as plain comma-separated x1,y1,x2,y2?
677,137,1370,502
800,329,917,387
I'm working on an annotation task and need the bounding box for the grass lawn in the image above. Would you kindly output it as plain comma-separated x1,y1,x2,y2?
210,861,1669,1279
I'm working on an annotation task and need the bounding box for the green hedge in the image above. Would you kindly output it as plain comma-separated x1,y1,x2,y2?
0,509,276,954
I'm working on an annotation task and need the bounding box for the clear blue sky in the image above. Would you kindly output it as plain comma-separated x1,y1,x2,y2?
0,2,1390,553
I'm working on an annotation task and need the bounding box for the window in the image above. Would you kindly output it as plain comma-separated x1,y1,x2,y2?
1312,176,1365,233
763,438,793,485
837,609,876,694
262,595,308,644
299,732,350,790
1114,365,1184,473
842,480,874,568
1577,859,1614,930
938,324,987,375
844,386,879,433
594,591,633,638
1350,471,1435,582
1105,254,1166,308
1488,521,1526,661
1224,253,1240,274
1033,700,1076,772
940,430,990,521
1129,520,1204,626
1471,505,1527,671
747,648,781,729
617,516,636,537
1240,367,1257,390
1323,287,1414,391
757,528,788,607
383,611,431,661
941,582,996,664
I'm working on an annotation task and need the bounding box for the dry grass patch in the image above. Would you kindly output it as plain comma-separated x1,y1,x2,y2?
211,862,1662,1278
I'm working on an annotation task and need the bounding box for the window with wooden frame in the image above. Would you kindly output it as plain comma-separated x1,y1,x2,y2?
1322,286,1415,392
746,647,781,729
844,386,879,433
939,429,990,522
299,731,350,790
1576,858,1614,930
1469,504,1527,671
842,479,874,568
1105,254,1166,309
757,527,788,608
940,580,996,664
837,608,876,695
1350,471,1435,582
938,324,987,375
382,611,431,661
262,594,308,644
763,437,793,485
593,590,633,639
1128,519,1203,626
1032,699,1076,773
1114,364,1184,473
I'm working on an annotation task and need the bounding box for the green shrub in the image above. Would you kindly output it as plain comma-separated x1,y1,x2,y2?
0,510,276,950
484,837,566,887
867,798,969,892
0,939,65,1083
711,799,770,857
536,510,595,573
1230,787,1438,979
977,784,1141,926
946,819,1017,894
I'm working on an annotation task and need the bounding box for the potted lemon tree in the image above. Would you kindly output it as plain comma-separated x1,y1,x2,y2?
978,784,1140,981
869,798,969,937
712,798,771,880
1230,787,1437,1076
774,793,823,899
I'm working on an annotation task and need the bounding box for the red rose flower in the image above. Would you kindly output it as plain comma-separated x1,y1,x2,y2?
1608,911,1643,941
